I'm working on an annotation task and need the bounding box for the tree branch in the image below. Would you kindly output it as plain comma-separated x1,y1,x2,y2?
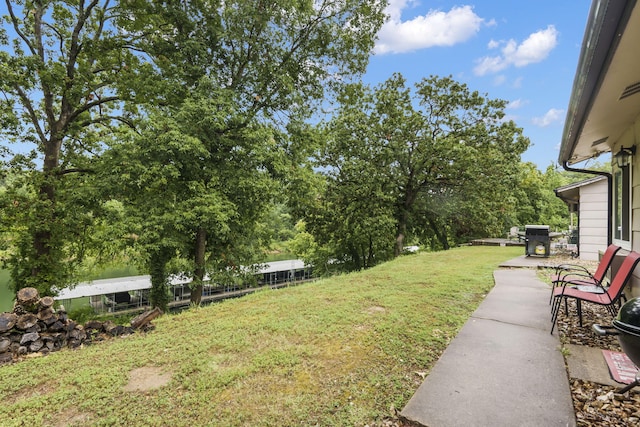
62,0,101,123
13,84,47,145
4,0,37,56
79,114,137,130
65,95,120,125
58,168,95,175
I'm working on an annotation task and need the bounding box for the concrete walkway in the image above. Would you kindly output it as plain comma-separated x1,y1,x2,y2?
400,256,576,426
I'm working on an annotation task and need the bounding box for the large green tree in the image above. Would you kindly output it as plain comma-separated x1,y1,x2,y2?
0,0,156,294
0,0,386,298
131,0,386,122
99,0,386,305
100,89,279,309
303,74,529,268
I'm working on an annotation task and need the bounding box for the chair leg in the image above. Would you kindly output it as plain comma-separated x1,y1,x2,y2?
551,299,560,334
577,300,582,327
551,296,563,333
552,295,564,321
549,282,559,305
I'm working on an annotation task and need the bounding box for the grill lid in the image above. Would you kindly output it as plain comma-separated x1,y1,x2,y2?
615,297,640,335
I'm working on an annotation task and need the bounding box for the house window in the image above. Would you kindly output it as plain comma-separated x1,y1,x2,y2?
614,164,631,244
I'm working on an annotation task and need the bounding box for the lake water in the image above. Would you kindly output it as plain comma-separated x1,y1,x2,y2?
0,270,14,312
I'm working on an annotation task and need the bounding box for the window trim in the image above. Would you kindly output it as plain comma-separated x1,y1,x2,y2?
613,163,632,250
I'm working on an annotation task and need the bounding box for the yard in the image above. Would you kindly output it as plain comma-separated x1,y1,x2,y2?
0,246,521,426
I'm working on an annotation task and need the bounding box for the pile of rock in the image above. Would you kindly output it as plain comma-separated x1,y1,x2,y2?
0,287,160,365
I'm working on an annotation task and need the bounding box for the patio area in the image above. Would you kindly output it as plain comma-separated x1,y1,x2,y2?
400,254,639,427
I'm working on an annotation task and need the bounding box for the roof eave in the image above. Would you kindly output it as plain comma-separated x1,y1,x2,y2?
558,0,636,165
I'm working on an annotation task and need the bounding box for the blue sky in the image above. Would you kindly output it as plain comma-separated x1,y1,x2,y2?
364,0,593,170
1,1,592,171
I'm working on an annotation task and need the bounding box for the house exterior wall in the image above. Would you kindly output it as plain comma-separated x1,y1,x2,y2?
617,121,640,298
578,180,608,260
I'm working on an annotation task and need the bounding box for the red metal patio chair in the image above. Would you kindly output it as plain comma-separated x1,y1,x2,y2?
550,250,640,334
549,244,621,304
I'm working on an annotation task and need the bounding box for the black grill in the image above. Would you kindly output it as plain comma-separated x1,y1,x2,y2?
525,225,550,257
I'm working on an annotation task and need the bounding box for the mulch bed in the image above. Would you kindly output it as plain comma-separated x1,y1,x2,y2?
556,299,640,426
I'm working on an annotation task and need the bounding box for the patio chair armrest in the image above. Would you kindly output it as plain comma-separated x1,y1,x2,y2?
553,271,595,284
557,275,606,292
553,263,590,276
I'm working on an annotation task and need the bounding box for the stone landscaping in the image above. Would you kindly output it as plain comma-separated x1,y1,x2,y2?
557,299,640,426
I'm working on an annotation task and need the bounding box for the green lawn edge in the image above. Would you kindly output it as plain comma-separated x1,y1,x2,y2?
0,245,521,427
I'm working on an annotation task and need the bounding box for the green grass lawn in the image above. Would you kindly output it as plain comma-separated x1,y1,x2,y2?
0,245,522,427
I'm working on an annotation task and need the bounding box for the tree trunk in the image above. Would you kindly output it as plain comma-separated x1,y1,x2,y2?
427,217,450,250
0,313,18,333
29,136,62,292
395,190,416,257
350,246,361,270
395,216,407,257
16,313,38,330
190,227,207,306
149,247,172,311
16,287,40,306
39,296,55,309
37,307,56,324
395,231,405,257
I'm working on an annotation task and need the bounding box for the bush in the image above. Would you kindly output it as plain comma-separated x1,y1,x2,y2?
67,305,98,324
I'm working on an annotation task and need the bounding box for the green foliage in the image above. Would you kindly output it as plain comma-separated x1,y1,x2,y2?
131,0,386,116
0,0,160,294
149,248,173,312
0,0,387,300
0,269,13,313
67,305,99,325
288,220,337,276
0,166,106,295
512,163,576,231
298,74,530,271
260,203,296,243
98,86,287,306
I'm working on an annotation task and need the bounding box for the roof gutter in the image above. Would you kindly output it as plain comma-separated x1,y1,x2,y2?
559,0,635,164
562,162,612,245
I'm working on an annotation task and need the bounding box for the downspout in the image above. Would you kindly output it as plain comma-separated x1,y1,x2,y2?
562,161,612,245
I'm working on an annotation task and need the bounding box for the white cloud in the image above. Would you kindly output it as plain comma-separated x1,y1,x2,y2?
502,113,519,123
532,108,565,127
374,3,484,55
475,55,506,75
507,99,527,109
473,25,559,75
